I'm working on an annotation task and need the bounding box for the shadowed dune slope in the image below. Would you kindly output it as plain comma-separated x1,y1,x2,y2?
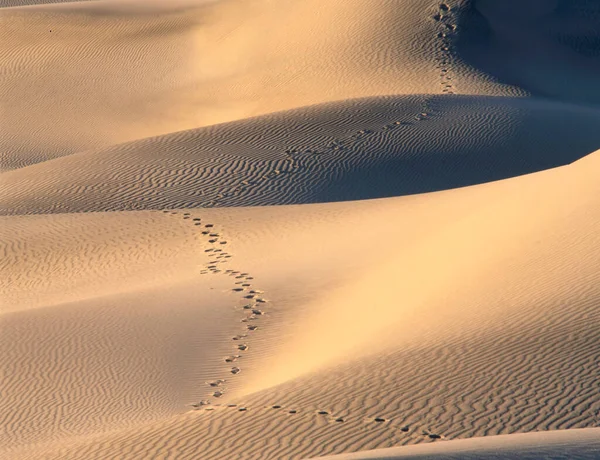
458,0,600,105
3,151,598,459
2,95,600,215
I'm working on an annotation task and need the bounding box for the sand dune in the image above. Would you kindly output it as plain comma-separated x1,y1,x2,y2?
3,151,599,459
1,0,527,172
2,95,600,215
2,0,600,459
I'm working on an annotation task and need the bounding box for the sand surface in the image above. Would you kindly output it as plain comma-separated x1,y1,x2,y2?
2,1,600,459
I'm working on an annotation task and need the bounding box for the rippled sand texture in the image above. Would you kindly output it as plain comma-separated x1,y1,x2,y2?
1,1,600,459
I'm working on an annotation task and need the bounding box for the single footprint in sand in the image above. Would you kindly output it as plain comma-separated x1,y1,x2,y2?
231,367,241,375
237,344,249,351
225,355,240,363
192,400,211,408
208,379,225,387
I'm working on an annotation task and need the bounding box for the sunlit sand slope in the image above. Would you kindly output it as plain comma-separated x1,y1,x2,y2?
3,151,598,459
0,0,523,172
309,428,600,459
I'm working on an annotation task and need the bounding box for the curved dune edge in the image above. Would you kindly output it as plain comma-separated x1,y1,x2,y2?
2,95,600,215
305,428,600,459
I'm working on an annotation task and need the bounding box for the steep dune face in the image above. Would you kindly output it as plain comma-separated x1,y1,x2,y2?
2,0,600,459
458,0,600,105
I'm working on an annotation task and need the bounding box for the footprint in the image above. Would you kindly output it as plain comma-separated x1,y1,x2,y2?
401,426,410,432
335,418,345,423
208,379,225,387
317,410,330,415
374,417,387,423
251,309,264,316
247,325,258,331
192,400,211,408
205,224,214,228
231,367,241,375
272,405,282,409
225,355,240,363
237,344,249,351
213,391,224,398
288,410,298,414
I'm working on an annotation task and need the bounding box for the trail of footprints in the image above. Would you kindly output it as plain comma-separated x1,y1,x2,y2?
157,209,447,442
433,2,457,95
159,210,264,403
199,402,445,442
164,20,460,428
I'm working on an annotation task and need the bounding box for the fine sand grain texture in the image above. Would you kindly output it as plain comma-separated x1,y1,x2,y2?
2,0,600,459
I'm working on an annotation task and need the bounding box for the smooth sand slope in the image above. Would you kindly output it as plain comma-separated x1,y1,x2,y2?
2,0,600,459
